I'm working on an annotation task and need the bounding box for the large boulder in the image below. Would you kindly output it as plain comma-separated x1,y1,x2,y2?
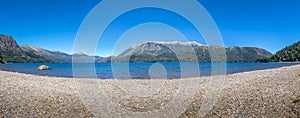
38,65,51,70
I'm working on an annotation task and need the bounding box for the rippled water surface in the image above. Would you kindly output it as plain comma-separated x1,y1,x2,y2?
0,62,298,79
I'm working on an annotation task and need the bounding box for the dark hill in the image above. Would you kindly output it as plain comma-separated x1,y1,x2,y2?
271,41,300,62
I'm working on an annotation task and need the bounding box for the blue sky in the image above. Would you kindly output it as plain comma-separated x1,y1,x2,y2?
0,0,299,56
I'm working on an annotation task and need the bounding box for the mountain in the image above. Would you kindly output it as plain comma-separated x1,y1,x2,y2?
118,41,202,58
0,34,50,63
97,56,116,62
225,46,273,62
0,34,273,63
72,52,102,63
20,45,72,63
270,41,300,62
0,34,102,63
97,41,273,62
20,45,102,63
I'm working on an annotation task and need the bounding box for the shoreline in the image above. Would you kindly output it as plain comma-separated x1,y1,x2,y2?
0,64,299,117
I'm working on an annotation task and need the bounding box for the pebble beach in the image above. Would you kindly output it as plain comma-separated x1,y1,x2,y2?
0,64,299,117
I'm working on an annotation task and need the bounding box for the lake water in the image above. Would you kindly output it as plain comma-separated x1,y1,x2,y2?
0,62,298,79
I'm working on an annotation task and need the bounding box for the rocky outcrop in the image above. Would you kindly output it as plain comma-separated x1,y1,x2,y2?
38,65,51,70
0,34,50,63
0,34,22,51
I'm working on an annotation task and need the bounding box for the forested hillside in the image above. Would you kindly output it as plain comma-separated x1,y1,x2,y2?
271,41,300,62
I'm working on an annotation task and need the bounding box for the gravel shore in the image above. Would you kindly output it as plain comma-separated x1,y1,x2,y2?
0,64,299,117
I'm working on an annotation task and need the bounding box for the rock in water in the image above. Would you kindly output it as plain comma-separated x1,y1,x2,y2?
38,65,51,70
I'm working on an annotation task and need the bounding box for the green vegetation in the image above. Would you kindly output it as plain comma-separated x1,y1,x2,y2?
0,50,51,63
271,41,300,62
293,99,300,103
255,58,271,63
256,41,300,62
225,47,273,62
0,53,6,64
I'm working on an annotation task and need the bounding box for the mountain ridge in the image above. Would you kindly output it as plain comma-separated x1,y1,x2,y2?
20,45,102,63
0,34,51,63
0,34,277,63
0,34,101,63
98,41,273,62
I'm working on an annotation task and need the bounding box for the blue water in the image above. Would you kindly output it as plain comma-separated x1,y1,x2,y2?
0,62,298,79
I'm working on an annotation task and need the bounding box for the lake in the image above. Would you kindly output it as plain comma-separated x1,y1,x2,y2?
0,62,298,79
